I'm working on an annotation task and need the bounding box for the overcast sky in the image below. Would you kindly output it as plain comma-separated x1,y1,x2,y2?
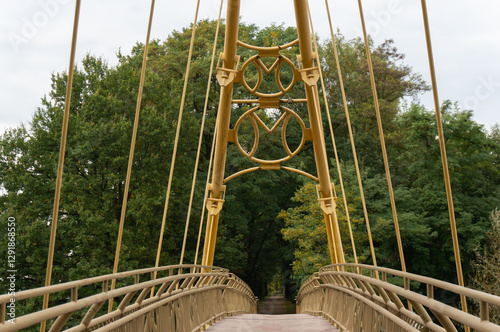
1,0,499,135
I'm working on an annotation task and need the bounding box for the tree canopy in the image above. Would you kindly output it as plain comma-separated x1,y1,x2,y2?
1,20,498,313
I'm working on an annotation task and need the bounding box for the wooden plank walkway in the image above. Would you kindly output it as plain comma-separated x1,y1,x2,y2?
205,314,340,331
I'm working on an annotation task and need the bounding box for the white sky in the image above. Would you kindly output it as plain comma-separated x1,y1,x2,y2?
1,0,499,134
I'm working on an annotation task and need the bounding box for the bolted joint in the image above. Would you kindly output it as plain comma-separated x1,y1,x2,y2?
316,183,337,215
299,67,319,86
205,183,227,216
216,53,240,87
206,198,225,216
318,197,336,215
297,54,319,86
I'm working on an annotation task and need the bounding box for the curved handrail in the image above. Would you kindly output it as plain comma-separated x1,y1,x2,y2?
297,264,500,332
0,264,226,304
321,264,500,308
0,265,256,332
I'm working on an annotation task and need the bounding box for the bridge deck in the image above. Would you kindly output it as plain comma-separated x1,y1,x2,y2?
205,314,339,331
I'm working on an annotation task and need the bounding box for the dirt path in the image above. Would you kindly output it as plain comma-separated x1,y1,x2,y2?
257,295,295,314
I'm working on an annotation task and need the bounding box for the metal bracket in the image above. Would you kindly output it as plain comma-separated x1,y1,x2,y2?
316,183,337,215
205,184,227,216
216,53,240,87
260,163,281,170
296,54,320,86
206,198,225,216
299,67,319,86
318,197,336,215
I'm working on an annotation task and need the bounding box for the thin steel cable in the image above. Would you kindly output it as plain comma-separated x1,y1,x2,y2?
40,1,81,331
307,2,357,264
356,0,406,272
153,0,202,281
107,0,156,313
323,0,378,270
194,182,212,265
179,0,224,266
420,0,468,324
323,0,360,266
310,85,341,265
194,104,221,265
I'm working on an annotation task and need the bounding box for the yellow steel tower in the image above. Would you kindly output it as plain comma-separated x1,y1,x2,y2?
201,0,345,266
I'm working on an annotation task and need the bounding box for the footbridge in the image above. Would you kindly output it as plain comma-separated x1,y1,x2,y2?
2,263,500,331
1,0,499,331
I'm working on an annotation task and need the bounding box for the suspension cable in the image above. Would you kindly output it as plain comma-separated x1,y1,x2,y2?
107,0,156,313
180,0,225,266
307,2,358,264
420,0,468,324
323,0,378,270
194,104,221,265
153,0,202,281
194,120,218,265
356,0,406,272
40,1,81,331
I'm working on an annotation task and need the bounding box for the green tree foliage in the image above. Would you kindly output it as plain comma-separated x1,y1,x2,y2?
280,182,332,279
0,52,200,288
392,102,500,280
281,101,500,289
1,18,498,316
280,180,363,281
320,35,430,173
471,209,500,324
0,21,304,303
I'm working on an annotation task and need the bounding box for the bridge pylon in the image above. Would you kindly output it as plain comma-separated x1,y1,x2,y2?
201,0,345,266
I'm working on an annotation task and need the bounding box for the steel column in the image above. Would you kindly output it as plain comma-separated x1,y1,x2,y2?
293,0,344,264
201,0,241,267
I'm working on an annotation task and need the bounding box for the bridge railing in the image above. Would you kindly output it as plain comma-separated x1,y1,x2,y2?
0,264,256,332
297,263,500,332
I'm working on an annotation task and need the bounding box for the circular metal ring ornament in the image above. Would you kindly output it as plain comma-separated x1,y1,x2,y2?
240,55,299,98
233,106,307,164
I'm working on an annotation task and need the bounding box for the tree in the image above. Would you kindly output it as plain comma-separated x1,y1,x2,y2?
392,102,500,281
3,18,496,316
320,35,430,173
280,181,357,281
0,21,306,303
0,50,204,330
280,102,500,292
471,209,500,324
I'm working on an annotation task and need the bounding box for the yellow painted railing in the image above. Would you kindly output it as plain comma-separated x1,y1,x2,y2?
297,264,500,332
0,265,256,332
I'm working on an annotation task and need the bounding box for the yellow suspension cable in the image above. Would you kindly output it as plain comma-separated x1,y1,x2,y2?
194,183,211,265
323,0,378,271
179,0,224,266
152,0,202,284
107,0,156,313
356,0,406,272
193,131,217,265
420,0,468,326
310,86,341,264
40,1,81,331
308,2,358,265
194,103,221,266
